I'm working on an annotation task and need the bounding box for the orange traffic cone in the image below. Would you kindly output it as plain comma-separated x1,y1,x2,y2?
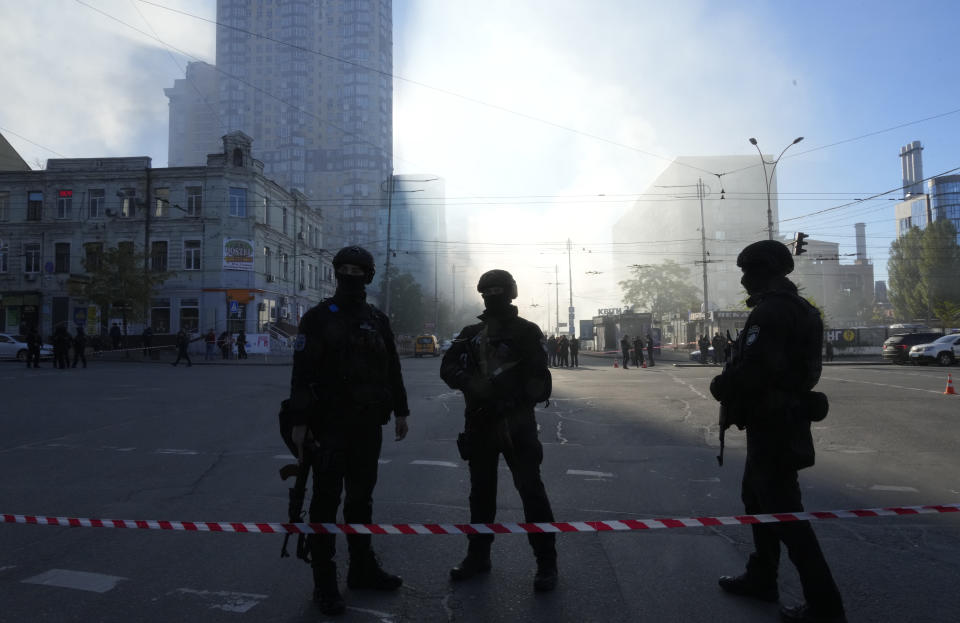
613,358,619,368
946,374,957,395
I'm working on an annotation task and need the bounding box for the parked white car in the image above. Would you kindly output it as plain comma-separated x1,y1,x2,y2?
909,333,960,366
0,333,54,361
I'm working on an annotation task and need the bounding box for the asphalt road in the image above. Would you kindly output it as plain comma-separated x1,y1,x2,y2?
1,356,958,622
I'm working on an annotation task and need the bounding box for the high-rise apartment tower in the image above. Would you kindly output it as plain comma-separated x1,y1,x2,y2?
168,0,393,252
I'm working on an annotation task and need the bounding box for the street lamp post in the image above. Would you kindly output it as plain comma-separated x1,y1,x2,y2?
748,136,804,240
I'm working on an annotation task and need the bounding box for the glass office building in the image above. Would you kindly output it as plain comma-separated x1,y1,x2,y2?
929,175,960,243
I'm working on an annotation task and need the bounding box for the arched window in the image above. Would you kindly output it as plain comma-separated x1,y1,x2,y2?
232,148,244,167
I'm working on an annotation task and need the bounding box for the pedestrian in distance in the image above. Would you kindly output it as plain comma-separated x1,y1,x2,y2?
204,328,216,360
142,326,153,357
72,326,88,368
569,334,579,367
283,245,409,615
236,329,248,359
546,335,558,367
620,334,631,369
558,335,569,367
713,332,725,365
110,322,122,350
825,341,834,362
26,325,41,369
646,332,655,367
441,269,558,592
171,328,192,367
633,335,644,368
710,240,846,623
53,324,70,370
217,331,229,359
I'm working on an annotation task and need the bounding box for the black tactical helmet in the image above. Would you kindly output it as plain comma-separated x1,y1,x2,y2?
736,240,794,277
333,245,376,284
477,269,518,299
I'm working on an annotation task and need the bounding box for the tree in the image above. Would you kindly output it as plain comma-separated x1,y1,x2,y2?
619,260,701,326
888,220,960,321
68,245,170,332
380,267,426,335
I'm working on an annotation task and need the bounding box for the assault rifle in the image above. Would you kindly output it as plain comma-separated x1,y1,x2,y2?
279,455,311,562
717,403,729,466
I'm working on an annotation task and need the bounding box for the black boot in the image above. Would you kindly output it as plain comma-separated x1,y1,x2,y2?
718,573,779,603
533,557,558,592
450,551,492,581
347,551,402,590
312,562,345,615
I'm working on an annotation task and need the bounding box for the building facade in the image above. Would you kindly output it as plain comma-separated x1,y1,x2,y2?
894,141,960,243
387,174,446,299
168,0,394,255
612,155,776,312
165,61,222,169
0,133,333,338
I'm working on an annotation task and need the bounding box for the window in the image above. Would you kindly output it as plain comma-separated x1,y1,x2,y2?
264,246,272,277
56,190,72,219
263,196,270,225
299,259,305,289
183,240,201,270
24,243,40,273
84,242,103,271
150,241,168,272
229,187,247,217
117,241,134,256
0,241,7,273
89,189,105,218
121,196,133,218
27,191,42,221
179,297,199,333
282,252,289,280
54,242,70,273
0,191,9,221
150,298,170,333
186,186,202,216
282,207,288,234
154,188,169,217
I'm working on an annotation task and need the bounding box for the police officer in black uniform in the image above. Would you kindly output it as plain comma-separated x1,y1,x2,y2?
287,245,410,616
26,326,42,368
710,240,845,623
440,269,558,592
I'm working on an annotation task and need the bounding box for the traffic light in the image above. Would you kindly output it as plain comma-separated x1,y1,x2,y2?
794,232,808,256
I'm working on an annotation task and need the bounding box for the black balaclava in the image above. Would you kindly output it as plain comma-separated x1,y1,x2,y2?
481,292,513,315
334,271,367,305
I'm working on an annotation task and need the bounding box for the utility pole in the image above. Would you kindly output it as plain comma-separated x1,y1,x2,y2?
567,238,574,337
382,172,395,316
554,264,560,336
698,178,709,319
434,242,439,334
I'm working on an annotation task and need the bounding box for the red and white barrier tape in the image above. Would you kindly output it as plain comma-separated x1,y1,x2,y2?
4,503,958,535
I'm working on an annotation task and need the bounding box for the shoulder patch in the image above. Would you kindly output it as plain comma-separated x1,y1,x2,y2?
328,303,339,313
744,325,760,347
294,334,306,351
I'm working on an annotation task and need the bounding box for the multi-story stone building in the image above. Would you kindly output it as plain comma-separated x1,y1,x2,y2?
0,132,333,338
168,0,394,255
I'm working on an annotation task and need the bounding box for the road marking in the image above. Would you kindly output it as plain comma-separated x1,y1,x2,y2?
347,606,397,621
378,459,392,464
825,376,943,394
154,448,199,455
0,565,16,572
690,477,721,483
173,588,267,613
22,569,126,593
273,454,295,460
567,469,614,478
411,460,458,468
870,485,919,492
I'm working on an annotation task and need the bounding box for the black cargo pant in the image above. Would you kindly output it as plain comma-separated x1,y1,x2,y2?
309,422,383,564
464,410,556,562
741,457,844,614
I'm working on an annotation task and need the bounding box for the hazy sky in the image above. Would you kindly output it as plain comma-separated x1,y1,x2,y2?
3,0,959,325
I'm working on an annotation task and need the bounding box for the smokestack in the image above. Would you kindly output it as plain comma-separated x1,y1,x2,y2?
855,222,867,264
900,140,924,197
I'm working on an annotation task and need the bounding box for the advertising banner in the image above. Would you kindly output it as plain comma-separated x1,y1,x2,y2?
223,239,254,271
